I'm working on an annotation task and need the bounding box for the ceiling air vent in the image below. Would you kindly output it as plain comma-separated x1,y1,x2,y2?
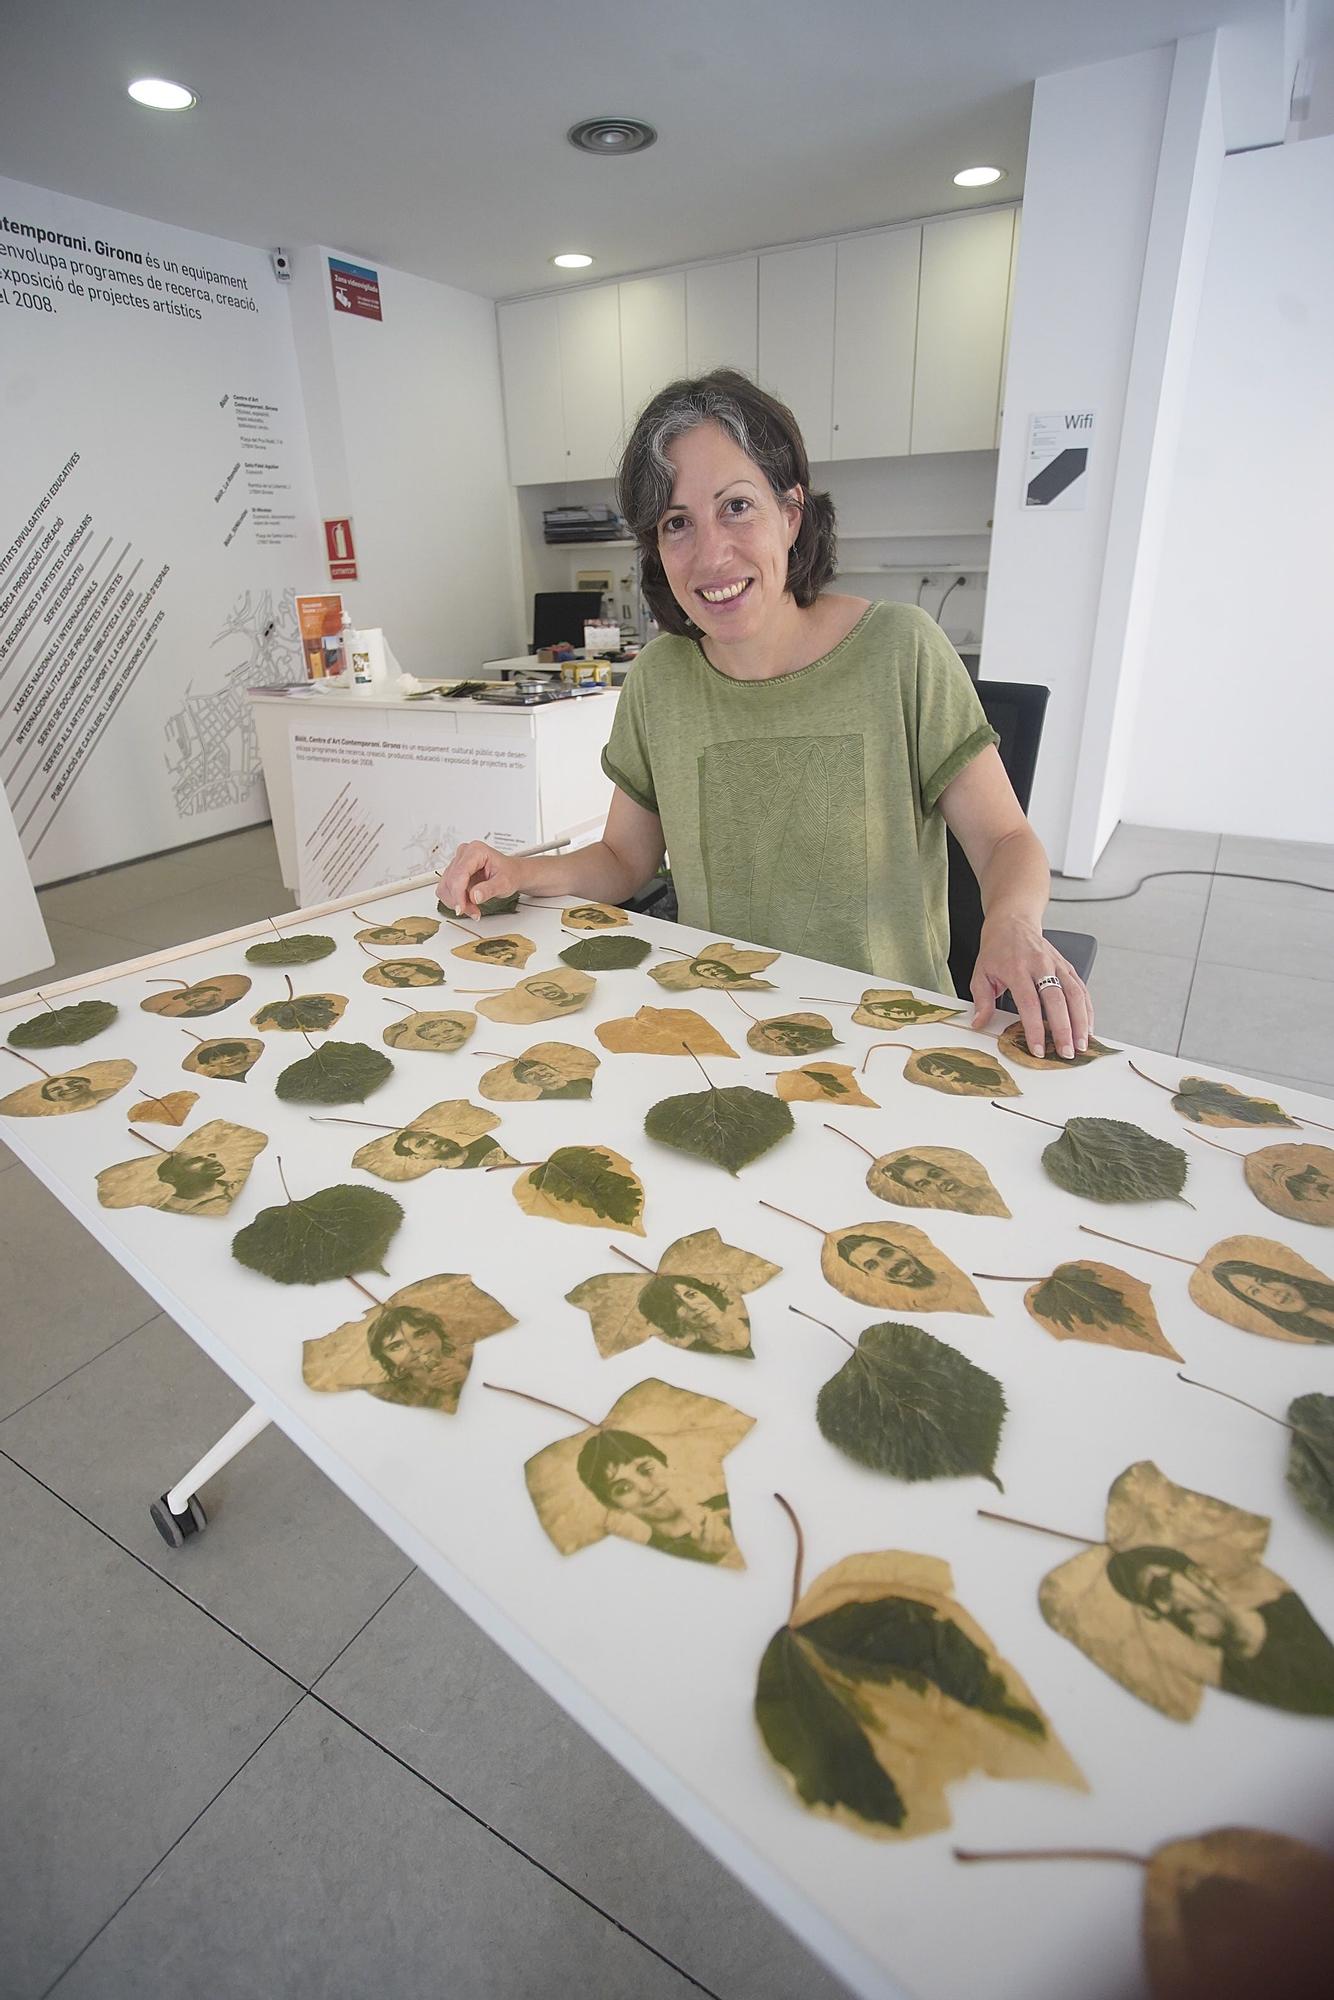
567,117,657,156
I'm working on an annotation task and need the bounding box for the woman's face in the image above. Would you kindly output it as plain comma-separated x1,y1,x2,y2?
657,421,801,647
381,1317,451,1376
397,1130,460,1162
516,1060,565,1091
1136,1560,1234,1646
604,1455,676,1524
1228,1269,1304,1313
666,1281,726,1335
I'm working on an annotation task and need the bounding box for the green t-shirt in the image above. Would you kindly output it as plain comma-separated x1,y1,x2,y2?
602,601,997,991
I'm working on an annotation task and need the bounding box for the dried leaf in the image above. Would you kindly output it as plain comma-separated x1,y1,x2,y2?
1190,1235,1334,1345
478,1041,598,1101
649,940,778,992
822,1220,989,1316
251,993,347,1034
476,966,596,1024
998,1022,1118,1070
8,999,119,1048
513,1143,646,1235
381,1009,476,1054
362,957,447,989
1024,1262,1181,1360
438,892,520,918
595,1007,738,1058
302,1273,515,1413
97,1120,267,1217
1039,1459,1334,1720
566,1227,779,1358
746,1013,840,1058
182,1036,264,1083
141,976,250,1020
1170,1075,1298,1128
0,1058,135,1117
866,1146,1010,1218
352,1100,513,1182
815,1323,1006,1485
756,1550,1083,1839
1286,1393,1334,1536
274,1041,395,1105
645,1083,794,1176
523,1377,753,1564
774,1064,878,1108
560,902,629,930
244,934,336,966
449,932,535,968
1144,1826,1334,2000
129,1090,199,1126
558,935,651,972
232,1181,403,1285
354,916,440,945
1239,1143,1334,1228
1043,1117,1188,1204
853,989,963,1029
902,1046,1020,1097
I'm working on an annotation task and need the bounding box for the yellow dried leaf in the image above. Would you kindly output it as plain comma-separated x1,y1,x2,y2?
478,1041,599,1102
852,988,963,1029
449,932,536,969
1240,1143,1334,1229
512,1143,646,1236
561,902,629,930
0,1059,136,1118
821,1220,990,1316
96,1119,268,1218
1190,1235,1334,1345
867,1146,1010,1218
595,1007,738,1058
351,1100,513,1182
1144,1826,1334,2000
302,1273,516,1414
773,1064,878,1108
902,1046,1021,1097
649,940,778,991
129,1090,199,1127
476,966,595,1024
380,1009,476,1055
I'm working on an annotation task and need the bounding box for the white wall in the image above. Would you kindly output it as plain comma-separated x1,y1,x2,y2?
1124,133,1334,843
288,249,525,676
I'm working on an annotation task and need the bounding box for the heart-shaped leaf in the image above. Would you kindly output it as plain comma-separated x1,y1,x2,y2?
0,1058,135,1116
558,935,651,972
853,989,963,1029
363,957,446,988
1287,1392,1334,1536
645,1083,794,1175
902,1047,1020,1097
561,902,629,930
822,1221,989,1316
302,1272,515,1413
251,994,347,1034
98,1120,268,1217
513,1144,646,1234
354,916,440,945
274,1041,394,1105
815,1322,1006,1486
1024,1262,1180,1359
1042,1117,1188,1204
476,967,595,1024
866,1145,1009,1218
449,931,535,968
8,1000,119,1048
1241,1144,1334,1228
141,976,250,1019
129,1090,199,1126
381,1009,476,1054
1170,1076,1299,1128
244,934,336,966
596,1007,738,1058
182,1036,264,1083
232,1182,404,1284
566,1228,779,1358
774,1064,878,1107
998,1022,1118,1070
1190,1235,1334,1345
649,940,778,991
478,1041,597,1101
746,1013,840,1059
438,893,520,918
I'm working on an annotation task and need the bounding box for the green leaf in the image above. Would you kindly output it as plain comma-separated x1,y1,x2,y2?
815,1322,1006,1487
1171,1077,1298,1128
755,1626,906,1828
644,1084,794,1175
1042,1116,1188,1204
528,1145,643,1227
558,935,651,972
232,1183,403,1285
1287,1393,1334,1537
244,934,337,966
8,999,119,1048
1032,1265,1142,1336
274,1041,394,1105
253,995,345,1033
438,893,520,918
799,1598,1045,1738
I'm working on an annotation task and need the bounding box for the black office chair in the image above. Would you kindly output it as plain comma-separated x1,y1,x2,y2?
532,591,603,652
946,679,1096,1002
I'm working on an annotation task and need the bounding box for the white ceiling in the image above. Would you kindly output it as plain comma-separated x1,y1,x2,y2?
0,0,1286,300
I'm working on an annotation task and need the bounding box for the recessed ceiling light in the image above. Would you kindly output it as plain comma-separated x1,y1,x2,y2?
552,253,594,269
128,77,197,110
568,117,656,156
953,165,1005,188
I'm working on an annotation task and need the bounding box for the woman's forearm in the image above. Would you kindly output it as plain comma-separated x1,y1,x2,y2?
503,839,654,905
978,825,1051,932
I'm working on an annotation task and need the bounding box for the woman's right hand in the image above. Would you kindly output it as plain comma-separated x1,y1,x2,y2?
436,841,525,914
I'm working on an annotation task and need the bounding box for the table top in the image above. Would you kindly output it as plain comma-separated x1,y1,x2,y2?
247,682,617,717
2,881,1331,2000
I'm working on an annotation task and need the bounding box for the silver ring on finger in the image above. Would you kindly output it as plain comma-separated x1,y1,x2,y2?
1035,973,1062,992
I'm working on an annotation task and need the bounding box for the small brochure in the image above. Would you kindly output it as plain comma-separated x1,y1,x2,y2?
296,594,346,679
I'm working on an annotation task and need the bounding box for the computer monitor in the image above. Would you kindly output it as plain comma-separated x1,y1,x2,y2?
532,591,603,651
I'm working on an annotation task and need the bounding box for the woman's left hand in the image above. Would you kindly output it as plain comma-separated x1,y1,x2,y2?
969,913,1093,1060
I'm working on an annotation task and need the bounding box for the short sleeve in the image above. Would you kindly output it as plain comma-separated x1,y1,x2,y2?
600,658,660,814
912,612,999,812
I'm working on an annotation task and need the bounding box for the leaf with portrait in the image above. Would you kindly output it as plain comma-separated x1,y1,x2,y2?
244,933,336,966
141,975,250,1020
1043,1117,1189,1204
303,1273,516,1414
182,1035,263,1083
381,1008,476,1054
232,1180,404,1285
866,1145,1009,1218
1038,1458,1334,1720
8,999,119,1048
649,940,778,992
901,1046,1020,1098
1144,1826,1334,2000
852,988,963,1030
1169,1075,1299,1129
746,1012,840,1059
558,934,651,972
815,1322,1006,1486
998,1022,1118,1070
774,1063,878,1108
559,901,629,930
566,1227,780,1359
756,1548,1082,1840
129,1090,199,1126
0,1057,135,1117
97,1119,267,1217
476,966,596,1024
352,1099,513,1182
645,1081,794,1176
438,892,520,919
275,1041,394,1105
1189,1234,1334,1345
1022,1261,1180,1360
821,1220,989,1316
251,993,347,1034
595,1006,737,1058
513,1143,646,1235
1238,1143,1334,1228
354,916,440,946
479,1040,598,1102
449,931,535,968
362,957,446,988
1286,1392,1334,1536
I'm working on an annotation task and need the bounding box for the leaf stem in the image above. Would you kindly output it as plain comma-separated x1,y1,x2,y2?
721,989,760,1023
860,1040,909,1075
953,1847,1146,1869
610,1244,657,1277
774,1493,805,1621
1184,1129,1245,1158
443,917,482,938
1126,1060,1173,1094
758,1198,827,1238
2,1047,52,1077
129,1125,170,1154
1078,1224,1197,1269
347,1276,384,1307
485,1158,538,1171
972,1272,1041,1283
311,1115,397,1131
382,996,418,1012
976,1508,1098,1547
276,1155,295,1205
823,1122,877,1163
455,987,507,995
483,1382,596,1428
1177,1372,1291,1432
788,1304,855,1351
358,940,388,961
136,1088,181,1122
682,1042,715,1088
181,1029,209,1045
35,989,56,1012
799,995,853,1007
991,1101,1064,1132
147,978,189,989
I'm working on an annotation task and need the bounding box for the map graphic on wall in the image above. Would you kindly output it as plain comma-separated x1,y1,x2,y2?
166,587,302,821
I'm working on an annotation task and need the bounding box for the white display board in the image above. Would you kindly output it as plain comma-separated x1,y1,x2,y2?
0,175,322,884
1,893,1331,2000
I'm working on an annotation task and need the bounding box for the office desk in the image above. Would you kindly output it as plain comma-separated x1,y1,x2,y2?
2,884,1331,2000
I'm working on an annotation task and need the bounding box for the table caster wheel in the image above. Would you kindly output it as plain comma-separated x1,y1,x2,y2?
150,1492,207,1548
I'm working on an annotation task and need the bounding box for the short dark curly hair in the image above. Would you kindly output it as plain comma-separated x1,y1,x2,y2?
616,369,838,637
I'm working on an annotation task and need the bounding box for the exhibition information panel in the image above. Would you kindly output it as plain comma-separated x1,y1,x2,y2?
2,882,1331,2000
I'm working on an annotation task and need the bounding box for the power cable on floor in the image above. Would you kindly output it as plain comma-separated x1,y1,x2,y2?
1049,868,1333,905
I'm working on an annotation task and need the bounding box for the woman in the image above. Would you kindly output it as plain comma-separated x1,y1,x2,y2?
439,370,1090,1059
1210,1260,1334,1343
575,1428,735,1564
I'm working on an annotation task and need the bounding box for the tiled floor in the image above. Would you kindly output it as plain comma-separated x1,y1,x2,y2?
3,818,1333,1999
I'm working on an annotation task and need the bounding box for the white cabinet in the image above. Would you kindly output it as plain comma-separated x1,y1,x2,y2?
497,296,564,486
558,286,623,481
686,257,758,377
619,273,686,427
831,227,920,461
758,242,836,460
911,208,1016,455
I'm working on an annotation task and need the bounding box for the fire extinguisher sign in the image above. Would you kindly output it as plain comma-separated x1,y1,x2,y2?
324,518,358,581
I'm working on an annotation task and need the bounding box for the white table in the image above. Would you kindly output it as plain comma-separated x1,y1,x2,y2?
2,882,1331,2000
